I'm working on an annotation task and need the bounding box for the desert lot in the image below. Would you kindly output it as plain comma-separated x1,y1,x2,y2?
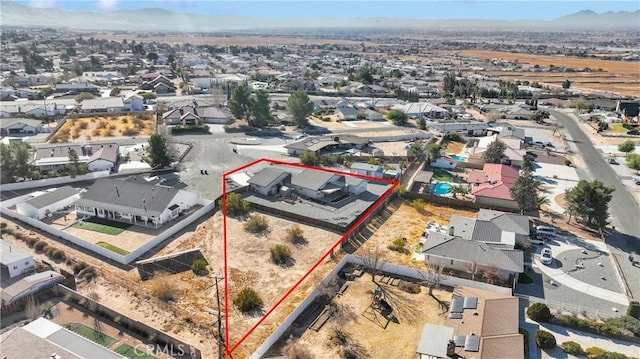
49,114,155,143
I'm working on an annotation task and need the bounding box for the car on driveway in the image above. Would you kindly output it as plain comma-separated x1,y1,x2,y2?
540,248,553,265
627,130,639,136
608,157,619,165
633,176,640,185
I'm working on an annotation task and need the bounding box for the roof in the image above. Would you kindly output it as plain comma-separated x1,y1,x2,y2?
21,318,124,359
480,334,524,359
291,169,342,191
413,170,434,183
472,182,513,201
284,134,369,152
24,186,81,210
0,117,43,129
88,146,118,164
350,163,382,172
416,323,454,358
1,271,64,304
422,237,523,272
247,167,289,188
55,82,99,90
481,297,520,336
449,215,477,240
337,107,358,117
35,143,118,162
80,97,124,110
74,178,180,218
478,209,530,235
0,239,32,265
0,327,81,359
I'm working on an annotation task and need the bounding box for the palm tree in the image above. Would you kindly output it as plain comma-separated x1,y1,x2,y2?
450,185,470,199
536,195,551,211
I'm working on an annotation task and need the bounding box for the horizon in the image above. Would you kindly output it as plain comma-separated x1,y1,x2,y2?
12,0,640,21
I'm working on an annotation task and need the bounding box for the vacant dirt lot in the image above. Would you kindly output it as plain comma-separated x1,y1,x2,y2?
452,50,640,97
281,273,450,358
356,199,478,268
49,114,155,143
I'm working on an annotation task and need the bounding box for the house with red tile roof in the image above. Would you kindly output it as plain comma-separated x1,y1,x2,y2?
469,164,519,210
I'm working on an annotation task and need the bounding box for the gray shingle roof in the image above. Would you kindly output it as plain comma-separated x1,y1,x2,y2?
88,146,118,164
0,118,42,129
449,215,477,240
75,178,179,217
471,221,503,243
25,186,80,210
247,168,289,188
477,209,530,235
291,169,343,191
422,237,523,272
350,163,382,172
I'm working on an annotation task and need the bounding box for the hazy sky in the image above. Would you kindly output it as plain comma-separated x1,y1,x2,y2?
16,1,640,20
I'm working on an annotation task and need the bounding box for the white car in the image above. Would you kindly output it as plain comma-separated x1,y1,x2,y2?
633,177,640,185
540,248,553,265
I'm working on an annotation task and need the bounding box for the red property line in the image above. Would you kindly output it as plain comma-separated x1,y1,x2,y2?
223,158,398,356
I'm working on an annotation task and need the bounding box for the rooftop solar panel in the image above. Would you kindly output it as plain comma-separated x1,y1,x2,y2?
448,312,463,319
450,296,464,313
463,296,478,309
454,335,466,347
464,334,480,352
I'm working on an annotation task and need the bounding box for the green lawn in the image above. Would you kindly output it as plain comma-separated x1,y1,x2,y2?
115,344,157,359
432,169,453,182
96,241,130,255
73,217,131,235
607,123,628,134
72,323,116,347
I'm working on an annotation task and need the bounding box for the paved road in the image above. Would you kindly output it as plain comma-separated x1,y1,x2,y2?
550,110,640,299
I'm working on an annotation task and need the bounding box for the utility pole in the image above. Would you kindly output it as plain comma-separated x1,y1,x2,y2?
214,276,225,359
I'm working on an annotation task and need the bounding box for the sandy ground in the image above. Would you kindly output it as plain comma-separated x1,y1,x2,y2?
284,274,450,358
444,141,464,155
49,115,155,143
356,200,478,268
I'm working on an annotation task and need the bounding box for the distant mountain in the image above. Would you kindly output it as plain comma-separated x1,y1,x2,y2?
1,2,638,32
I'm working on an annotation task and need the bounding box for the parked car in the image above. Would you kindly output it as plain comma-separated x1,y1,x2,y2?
535,225,557,239
633,176,640,185
544,142,555,148
627,130,639,135
533,141,545,148
540,248,553,265
608,157,619,165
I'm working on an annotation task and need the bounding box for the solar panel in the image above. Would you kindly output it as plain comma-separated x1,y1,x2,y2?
464,335,480,352
454,335,466,347
450,296,464,313
448,312,463,319
463,296,478,309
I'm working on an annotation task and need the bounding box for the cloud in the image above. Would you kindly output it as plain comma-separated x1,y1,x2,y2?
96,0,118,10
29,0,57,8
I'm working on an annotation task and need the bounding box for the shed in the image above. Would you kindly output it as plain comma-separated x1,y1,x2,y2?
0,239,34,278
16,186,81,220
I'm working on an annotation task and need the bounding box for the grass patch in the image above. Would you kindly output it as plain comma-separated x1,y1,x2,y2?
115,343,157,359
432,169,453,182
518,273,534,284
73,217,131,235
96,241,130,255
607,123,628,134
72,323,116,347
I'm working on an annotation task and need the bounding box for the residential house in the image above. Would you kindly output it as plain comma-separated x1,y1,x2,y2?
0,271,65,305
14,74,49,87
0,101,66,117
80,97,126,113
364,109,384,121
0,239,34,279
247,167,292,196
446,287,523,359
54,82,100,94
123,93,144,111
87,145,118,172
0,118,42,136
141,75,173,91
350,163,384,178
289,169,348,200
16,186,81,220
617,100,640,123
449,209,531,248
465,134,525,166
284,134,370,156
391,102,449,119
486,125,526,141
416,324,455,359
468,164,519,210
336,107,358,121
504,105,532,120
162,105,229,125
427,121,488,136
74,178,199,228
34,143,118,173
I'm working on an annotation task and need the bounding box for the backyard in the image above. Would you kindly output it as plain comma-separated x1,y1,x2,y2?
72,217,132,235
71,323,117,347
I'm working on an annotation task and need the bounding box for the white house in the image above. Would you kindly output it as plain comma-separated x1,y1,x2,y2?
392,102,449,119
247,168,292,196
87,146,118,172
290,169,346,200
336,107,359,121
431,158,457,169
81,97,126,113
0,118,42,136
74,178,200,228
123,93,144,111
0,239,34,278
350,163,384,178
16,186,81,220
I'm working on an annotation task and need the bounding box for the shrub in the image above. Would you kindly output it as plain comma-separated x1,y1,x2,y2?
387,244,410,254
218,192,249,216
585,347,629,359
564,159,572,166
535,330,556,349
411,198,425,210
244,214,269,234
191,259,207,274
72,262,88,274
628,301,640,320
286,225,305,245
399,281,421,294
233,288,263,313
561,341,584,355
34,240,48,252
148,275,178,302
121,127,140,136
527,303,552,322
270,245,293,266
170,125,210,134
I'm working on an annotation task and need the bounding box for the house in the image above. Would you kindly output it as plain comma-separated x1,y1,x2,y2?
336,107,359,121
54,82,100,94
0,118,42,136
350,163,384,178
247,168,292,196
416,323,455,359
285,134,370,156
427,121,488,136
87,145,118,172
0,271,65,305
391,102,449,119
468,164,519,210
34,143,118,173
162,105,229,125
80,97,126,113
486,125,526,141
123,93,144,111
0,239,34,278
290,169,346,200
74,178,199,228
617,100,640,122
466,134,525,167
0,318,126,358
504,105,532,120
449,209,531,248
16,186,81,220
421,234,524,282
364,108,384,121
446,287,523,359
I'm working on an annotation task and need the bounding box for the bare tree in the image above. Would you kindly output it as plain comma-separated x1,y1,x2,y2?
359,243,386,283
420,263,447,298
465,262,479,281
25,296,40,320
482,266,502,285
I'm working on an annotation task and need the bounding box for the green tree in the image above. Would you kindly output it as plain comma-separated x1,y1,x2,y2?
249,89,272,128
385,109,408,126
530,110,550,124
191,259,207,274
287,90,314,128
0,142,35,183
510,168,540,214
146,52,158,62
536,330,556,349
482,139,506,164
450,185,470,198
618,140,635,154
626,153,640,174
565,180,615,228
75,92,96,103
425,143,441,163
228,84,252,120
522,154,534,171
68,149,81,178
219,192,249,216
418,117,426,130
410,143,425,161
527,303,551,322
147,133,172,169
299,151,318,166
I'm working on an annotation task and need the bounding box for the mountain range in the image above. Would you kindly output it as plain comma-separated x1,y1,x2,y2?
1,2,638,32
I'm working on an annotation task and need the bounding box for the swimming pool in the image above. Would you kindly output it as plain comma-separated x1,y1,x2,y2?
449,154,468,162
433,182,452,195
